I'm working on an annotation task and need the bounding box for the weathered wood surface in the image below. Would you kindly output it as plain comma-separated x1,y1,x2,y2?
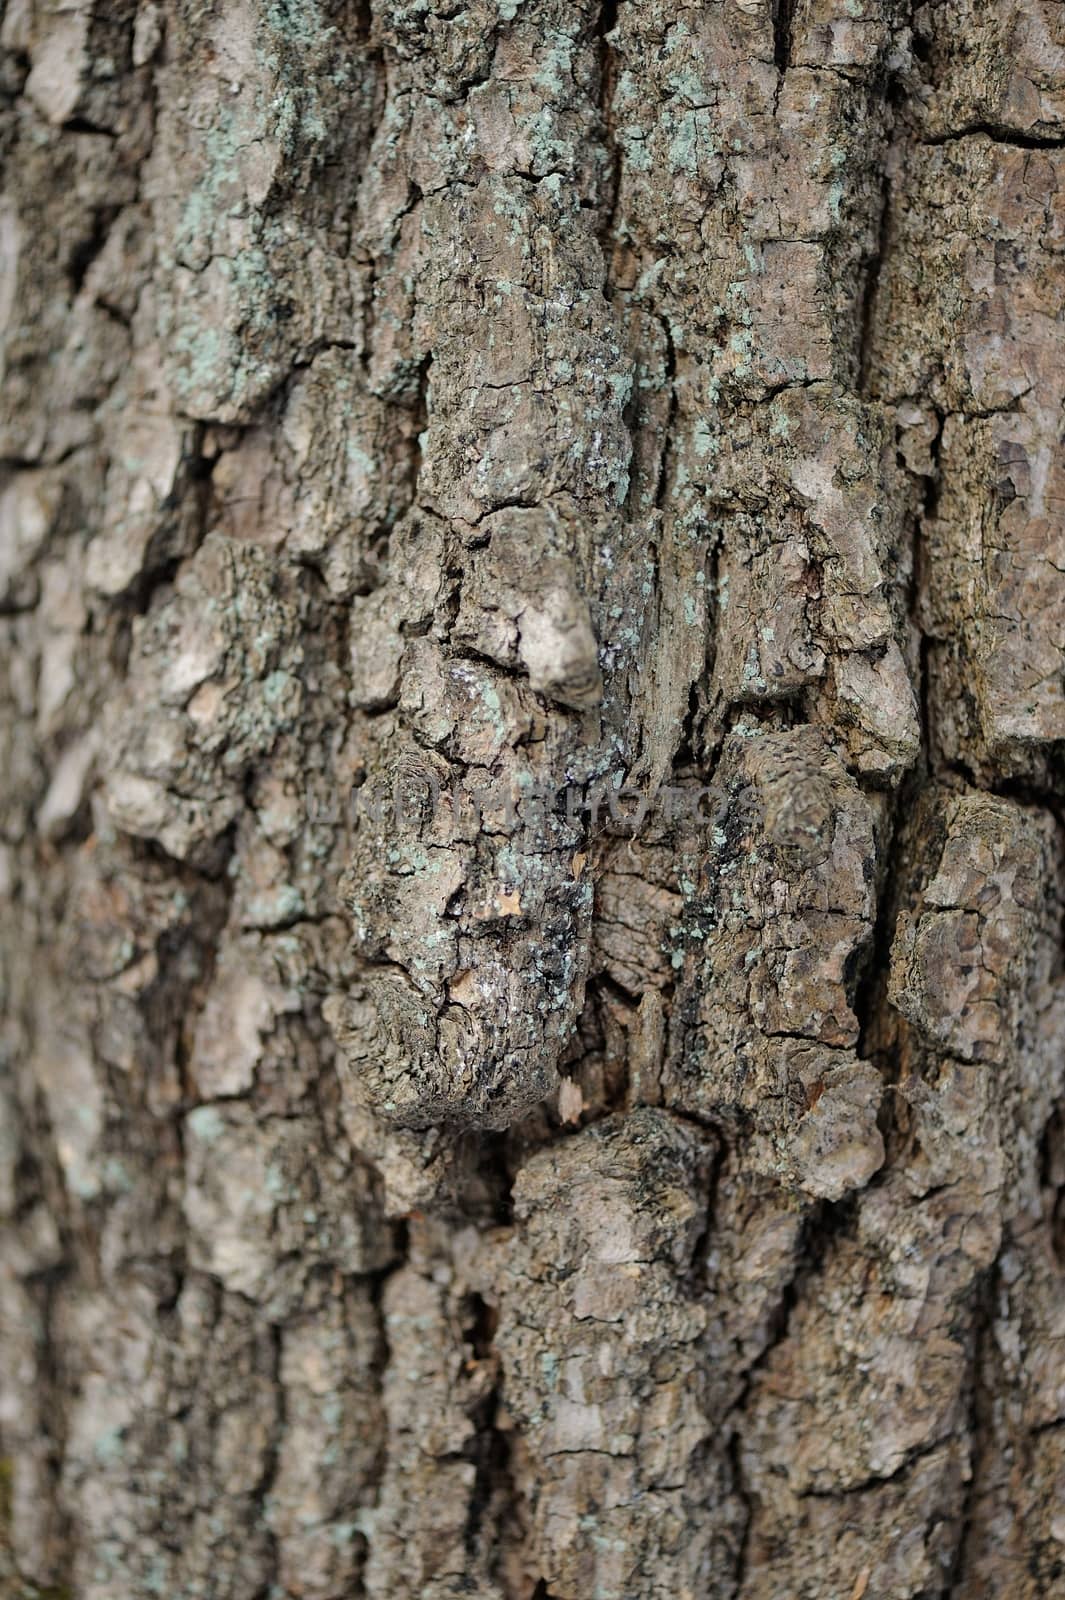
2,1,1065,1595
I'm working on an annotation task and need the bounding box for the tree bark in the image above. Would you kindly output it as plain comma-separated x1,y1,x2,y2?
2,0,1065,1595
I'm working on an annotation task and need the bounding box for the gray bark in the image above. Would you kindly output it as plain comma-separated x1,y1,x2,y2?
2,1,1065,1595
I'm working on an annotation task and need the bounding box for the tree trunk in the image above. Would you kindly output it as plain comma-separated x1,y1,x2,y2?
3,0,1065,1594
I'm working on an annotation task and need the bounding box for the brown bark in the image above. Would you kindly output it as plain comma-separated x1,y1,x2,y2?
2,1,1065,1596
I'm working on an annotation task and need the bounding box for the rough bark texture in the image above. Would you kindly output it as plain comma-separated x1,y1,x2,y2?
2,1,1065,1596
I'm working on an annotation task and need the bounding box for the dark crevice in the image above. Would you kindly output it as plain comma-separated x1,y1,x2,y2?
671,681,703,777
1040,1107,1065,1266
911,405,943,773
472,1131,517,1227
855,25,911,394
772,0,795,76
112,425,218,625
922,123,1065,151
595,0,619,37
852,810,907,1066
460,1292,511,1567
971,767,1065,818
0,442,82,473
594,968,641,1012
857,162,892,396
729,1425,753,1592
799,1435,948,1501
362,1222,411,1524
352,0,375,37
247,1322,285,1600
942,1267,995,1598
596,2,622,283
60,114,117,138
468,493,542,525
66,206,119,294
653,319,678,514
726,1193,859,1425
686,1133,724,1299
351,35,390,372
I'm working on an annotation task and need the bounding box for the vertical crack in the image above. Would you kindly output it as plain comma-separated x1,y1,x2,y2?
772,0,795,74
857,165,892,395
409,353,432,513
912,404,943,771
596,0,623,294
943,1268,994,1598
461,1292,510,1565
